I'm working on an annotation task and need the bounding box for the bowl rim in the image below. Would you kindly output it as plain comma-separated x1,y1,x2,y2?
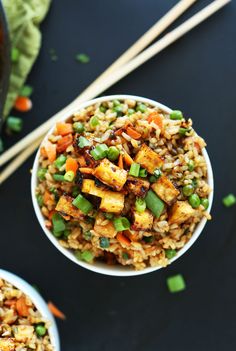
31,94,214,277
0,269,60,350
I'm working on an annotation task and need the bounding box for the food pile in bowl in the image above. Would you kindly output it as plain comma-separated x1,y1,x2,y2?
35,97,211,270
0,278,53,350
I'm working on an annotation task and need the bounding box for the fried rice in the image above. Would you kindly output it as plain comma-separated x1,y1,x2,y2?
0,278,53,350
35,97,212,270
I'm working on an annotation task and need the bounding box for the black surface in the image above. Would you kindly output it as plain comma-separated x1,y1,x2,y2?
1,1,236,350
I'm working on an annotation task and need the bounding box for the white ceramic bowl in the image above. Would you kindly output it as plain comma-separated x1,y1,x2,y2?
31,95,214,277
0,269,60,350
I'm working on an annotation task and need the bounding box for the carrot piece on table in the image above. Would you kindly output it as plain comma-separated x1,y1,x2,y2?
56,134,73,153
16,296,29,317
48,301,66,320
126,127,141,139
147,111,163,130
14,96,32,112
79,167,94,174
56,122,73,136
117,232,131,246
118,154,123,168
123,151,134,166
43,190,52,204
65,157,78,173
44,140,57,163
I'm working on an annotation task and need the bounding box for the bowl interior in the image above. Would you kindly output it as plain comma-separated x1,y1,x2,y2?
0,269,60,350
31,94,214,277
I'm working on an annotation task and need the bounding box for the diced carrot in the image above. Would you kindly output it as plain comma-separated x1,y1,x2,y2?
48,301,66,320
57,134,73,153
4,299,16,307
16,296,29,317
44,140,57,163
79,167,94,174
56,122,73,136
194,142,201,152
40,147,47,157
43,190,52,204
118,154,123,168
123,151,134,166
147,111,163,130
124,230,139,241
48,210,56,220
14,96,32,112
117,232,131,246
126,127,141,139
77,155,86,167
65,157,78,173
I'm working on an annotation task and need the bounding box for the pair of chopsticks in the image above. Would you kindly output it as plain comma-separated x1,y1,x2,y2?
0,0,230,185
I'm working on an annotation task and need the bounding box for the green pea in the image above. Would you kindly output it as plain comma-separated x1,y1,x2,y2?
182,184,194,197
170,110,183,120
149,175,157,183
35,324,47,337
99,105,107,113
113,105,123,116
188,194,200,208
37,168,47,181
188,160,195,171
201,198,209,210
122,252,130,260
113,99,120,107
127,108,135,116
136,103,147,113
73,122,84,133
165,249,176,259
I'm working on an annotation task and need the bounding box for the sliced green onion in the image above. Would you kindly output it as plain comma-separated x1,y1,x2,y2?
129,163,140,177
170,110,183,120
20,85,33,97
83,231,92,241
145,190,165,218
37,168,47,181
122,252,130,260
78,136,91,148
81,250,94,262
136,103,147,113
149,175,157,183
167,274,186,293
73,122,84,133
100,237,110,248
179,127,191,136
107,146,120,161
36,194,43,207
182,184,194,197
90,116,100,128
139,168,147,177
64,170,75,182
90,144,108,160
188,160,195,171
104,213,114,220
135,198,146,213
35,324,47,337
188,193,201,208
222,194,236,207
113,105,123,116
72,186,80,197
165,249,177,259
72,194,93,214
143,236,154,243
113,217,130,231
54,154,67,169
52,213,66,237
6,116,23,133
127,108,135,116
53,174,65,182
201,198,209,210
99,105,107,113
0,138,4,153
76,53,90,63
11,47,20,62
153,168,162,179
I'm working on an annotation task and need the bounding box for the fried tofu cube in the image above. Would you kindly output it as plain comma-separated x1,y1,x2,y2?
56,195,84,219
13,325,34,343
94,212,117,238
126,176,150,197
131,209,154,230
151,175,179,205
168,201,196,225
94,158,127,191
0,338,15,351
100,193,125,213
134,144,163,174
82,179,105,198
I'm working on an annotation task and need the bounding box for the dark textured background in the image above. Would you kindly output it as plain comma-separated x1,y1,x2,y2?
1,1,236,350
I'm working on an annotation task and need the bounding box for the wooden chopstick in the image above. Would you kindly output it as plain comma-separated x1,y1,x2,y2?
0,0,197,168
0,0,231,185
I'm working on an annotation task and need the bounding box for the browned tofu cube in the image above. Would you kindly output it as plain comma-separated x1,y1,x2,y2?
134,144,163,174
151,175,179,205
131,209,154,230
126,176,150,197
94,212,117,238
56,195,84,219
0,338,15,351
100,193,124,213
168,201,196,225
94,158,127,191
